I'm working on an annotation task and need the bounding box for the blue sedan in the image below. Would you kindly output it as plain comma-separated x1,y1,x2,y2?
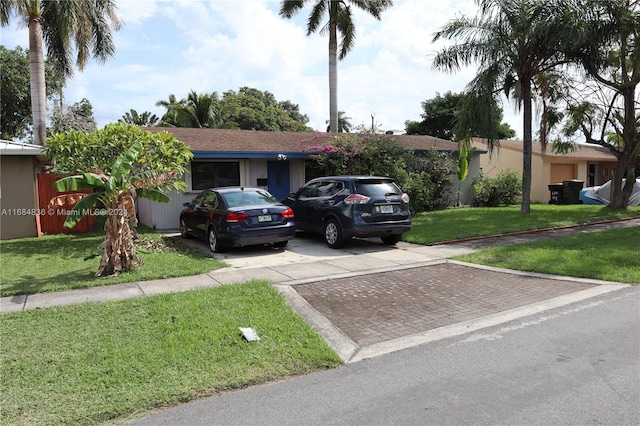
179,187,295,252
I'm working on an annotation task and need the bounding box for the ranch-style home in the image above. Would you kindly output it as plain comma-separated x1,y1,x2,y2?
470,137,618,203
139,128,484,230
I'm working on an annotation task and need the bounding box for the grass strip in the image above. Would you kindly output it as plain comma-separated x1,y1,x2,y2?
0,280,343,425
453,226,640,284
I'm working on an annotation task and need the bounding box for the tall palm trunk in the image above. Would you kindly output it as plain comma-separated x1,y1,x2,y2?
520,78,533,214
328,9,338,133
28,14,47,146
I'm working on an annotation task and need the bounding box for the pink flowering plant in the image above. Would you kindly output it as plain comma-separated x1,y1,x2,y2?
300,133,455,212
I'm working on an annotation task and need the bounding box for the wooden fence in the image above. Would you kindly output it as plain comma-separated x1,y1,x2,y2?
36,173,94,236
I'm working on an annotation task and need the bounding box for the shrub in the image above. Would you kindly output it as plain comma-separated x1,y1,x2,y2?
302,133,454,212
472,169,522,207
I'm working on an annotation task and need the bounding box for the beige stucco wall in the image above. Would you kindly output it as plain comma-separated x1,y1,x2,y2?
0,156,39,239
473,141,576,203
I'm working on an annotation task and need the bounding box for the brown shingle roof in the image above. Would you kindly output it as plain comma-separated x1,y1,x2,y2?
145,128,460,156
472,137,617,161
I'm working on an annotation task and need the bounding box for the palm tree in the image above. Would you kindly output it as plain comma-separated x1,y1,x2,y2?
119,109,160,127
432,0,570,214
279,0,393,133
325,110,353,132
155,93,182,127
156,91,220,128
1,0,121,145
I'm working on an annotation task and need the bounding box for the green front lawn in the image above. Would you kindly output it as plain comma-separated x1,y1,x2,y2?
404,204,640,245
0,226,223,297
0,280,342,426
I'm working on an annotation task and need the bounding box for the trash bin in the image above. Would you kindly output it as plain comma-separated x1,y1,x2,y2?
563,180,584,204
548,183,564,204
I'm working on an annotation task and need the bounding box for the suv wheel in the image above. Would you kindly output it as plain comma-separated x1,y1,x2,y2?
324,218,345,249
381,234,402,245
208,227,225,253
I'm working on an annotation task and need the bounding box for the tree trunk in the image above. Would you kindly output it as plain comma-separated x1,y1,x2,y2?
96,195,141,277
328,16,338,133
28,15,47,146
520,79,533,214
608,84,638,209
608,150,636,210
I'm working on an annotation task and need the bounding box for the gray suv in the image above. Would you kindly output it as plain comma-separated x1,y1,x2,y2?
282,176,411,248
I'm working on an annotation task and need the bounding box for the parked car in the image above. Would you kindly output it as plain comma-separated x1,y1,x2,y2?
179,187,295,252
282,176,411,248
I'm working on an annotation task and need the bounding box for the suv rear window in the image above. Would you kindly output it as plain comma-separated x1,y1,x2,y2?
355,181,401,197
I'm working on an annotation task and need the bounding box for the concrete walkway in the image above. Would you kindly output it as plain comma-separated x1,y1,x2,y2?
2,218,637,363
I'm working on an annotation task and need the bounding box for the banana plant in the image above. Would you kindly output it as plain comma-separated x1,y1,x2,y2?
457,133,475,182
54,141,172,277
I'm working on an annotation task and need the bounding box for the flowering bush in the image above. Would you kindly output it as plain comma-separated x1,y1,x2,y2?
301,133,454,212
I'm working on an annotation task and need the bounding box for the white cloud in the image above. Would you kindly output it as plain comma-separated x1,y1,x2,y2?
2,0,524,138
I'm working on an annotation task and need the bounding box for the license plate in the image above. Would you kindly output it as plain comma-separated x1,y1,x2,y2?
258,214,272,222
380,205,393,214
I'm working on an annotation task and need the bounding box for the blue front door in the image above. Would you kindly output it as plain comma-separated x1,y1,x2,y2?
267,161,290,201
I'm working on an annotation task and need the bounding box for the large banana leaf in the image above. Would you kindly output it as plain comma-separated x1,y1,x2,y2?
54,173,104,192
457,141,469,181
110,141,143,179
62,192,101,229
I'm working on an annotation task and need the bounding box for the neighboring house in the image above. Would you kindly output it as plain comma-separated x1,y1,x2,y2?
1,140,94,240
471,138,618,203
140,128,483,230
0,140,48,239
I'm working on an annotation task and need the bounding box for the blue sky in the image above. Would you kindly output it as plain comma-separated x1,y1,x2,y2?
2,0,523,137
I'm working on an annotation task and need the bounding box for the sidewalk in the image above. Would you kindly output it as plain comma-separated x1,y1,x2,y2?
0,239,471,313
2,218,637,362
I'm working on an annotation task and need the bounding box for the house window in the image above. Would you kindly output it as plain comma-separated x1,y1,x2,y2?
191,161,240,190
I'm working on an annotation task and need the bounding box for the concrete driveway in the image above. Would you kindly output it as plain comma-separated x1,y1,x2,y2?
166,230,476,269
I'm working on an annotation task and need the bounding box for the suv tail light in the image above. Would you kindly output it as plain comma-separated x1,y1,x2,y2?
401,193,410,203
280,207,294,219
344,194,371,204
226,212,249,223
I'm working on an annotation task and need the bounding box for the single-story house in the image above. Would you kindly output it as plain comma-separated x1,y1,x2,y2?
0,140,48,239
470,138,618,203
140,128,483,230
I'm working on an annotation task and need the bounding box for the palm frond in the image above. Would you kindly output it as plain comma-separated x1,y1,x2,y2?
279,0,305,19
